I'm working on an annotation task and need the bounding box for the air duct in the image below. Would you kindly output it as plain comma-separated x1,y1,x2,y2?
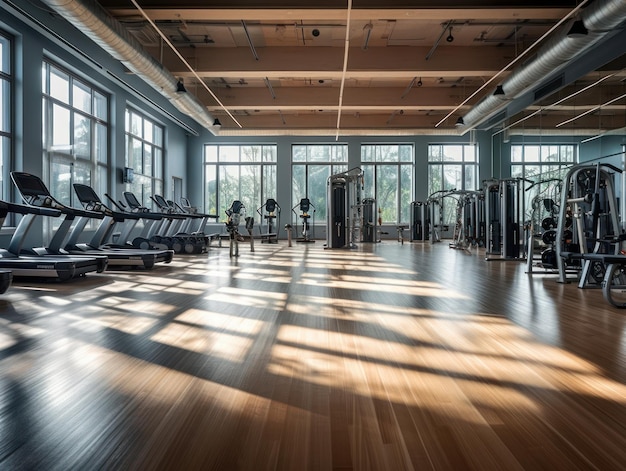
40,0,221,135
461,0,626,130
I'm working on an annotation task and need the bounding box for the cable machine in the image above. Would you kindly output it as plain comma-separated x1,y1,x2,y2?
326,167,364,249
555,163,622,286
410,201,428,242
484,178,528,261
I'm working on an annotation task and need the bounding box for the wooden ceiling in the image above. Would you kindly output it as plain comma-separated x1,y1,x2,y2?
97,1,626,136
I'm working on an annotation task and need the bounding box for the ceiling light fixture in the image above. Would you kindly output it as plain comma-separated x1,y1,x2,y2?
493,85,505,96
213,118,222,127
417,77,423,87
446,27,454,43
176,78,187,93
455,116,465,126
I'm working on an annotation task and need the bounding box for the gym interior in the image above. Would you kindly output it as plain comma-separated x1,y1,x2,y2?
1,1,626,469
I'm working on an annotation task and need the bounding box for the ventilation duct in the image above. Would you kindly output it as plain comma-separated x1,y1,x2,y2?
40,0,221,135
460,0,626,130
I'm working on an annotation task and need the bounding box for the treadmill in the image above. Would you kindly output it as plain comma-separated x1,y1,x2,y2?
68,183,174,268
0,199,81,281
10,172,107,275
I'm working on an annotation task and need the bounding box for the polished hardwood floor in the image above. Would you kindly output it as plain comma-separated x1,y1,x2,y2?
0,240,625,470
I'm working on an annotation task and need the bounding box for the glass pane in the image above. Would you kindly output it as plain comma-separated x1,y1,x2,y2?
94,91,107,121
125,109,130,133
308,165,330,222
131,137,142,173
205,145,218,163
49,66,70,103
263,145,277,162
428,145,442,162
332,164,348,174
511,164,524,178
361,145,374,162
131,112,141,137
428,164,442,194
143,143,153,176
443,145,463,161
241,145,261,162
0,35,9,74
51,104,71,153
95,123,107,163
524,165,541,180
72,80,91,114
262,165,277,204
525,145,540,162
73,113,91,158
153,147,162,179
309,145,329,162
153,124,163,146
292,165,306,210
464,145,476,162
50,160,72,206
0,79,8,133
399,144,413,162
96,164,107,198
377,165,398,223
205,164,217,215
331,144,347,162
564,145,576,162
399,164,412,223
465,165,476,190
443,164,462,190
380,145,398,162
511,145,523,162
220,166,240,215
240,165,261,210
219,146,239,162
144,121,153,144
541,145,559,162
74,164,91,187
292,145,307,162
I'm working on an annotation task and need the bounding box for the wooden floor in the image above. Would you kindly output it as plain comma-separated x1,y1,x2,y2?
0,240,625,470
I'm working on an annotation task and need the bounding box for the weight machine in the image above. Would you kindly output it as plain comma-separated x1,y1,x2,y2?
555,163,622,286
257,198,281,243
426,189,457,244
484,178,528,261
410,201,428,242
362,198,378,242
292,197,315,243
326,167,364,249
448,190,484,251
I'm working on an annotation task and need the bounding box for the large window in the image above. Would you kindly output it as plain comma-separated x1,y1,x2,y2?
42,61,109,206
292,144,348,224
204,144,277,218
0,32,12,203
510,144,576,182
361,144,413,224
125,108,164,206
428,144,479,226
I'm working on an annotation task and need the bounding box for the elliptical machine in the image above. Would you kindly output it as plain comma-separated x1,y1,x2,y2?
292,198,315,243
257,198,281,243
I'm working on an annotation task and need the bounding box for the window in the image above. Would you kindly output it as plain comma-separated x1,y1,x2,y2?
0,32,12,203
42,61,109,207
510,144,576,182
125,108,164,206
292,144,348,224
204,144,277,218
428,144,479,226
361,144,413,224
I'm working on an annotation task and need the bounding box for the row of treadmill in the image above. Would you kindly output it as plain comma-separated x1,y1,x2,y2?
0,171,219,295
408,162,626,307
